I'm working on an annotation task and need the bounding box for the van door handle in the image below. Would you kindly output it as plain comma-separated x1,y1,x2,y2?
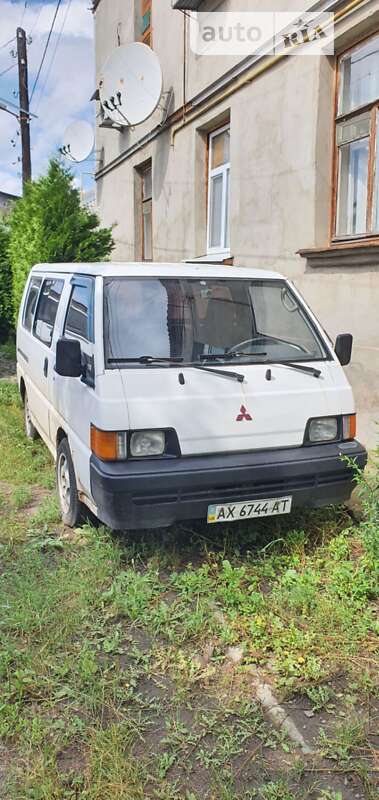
43,357,48,378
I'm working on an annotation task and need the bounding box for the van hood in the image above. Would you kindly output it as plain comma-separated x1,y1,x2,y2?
119,361,354,456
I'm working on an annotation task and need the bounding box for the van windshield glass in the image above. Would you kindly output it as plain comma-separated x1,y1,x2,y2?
103,278,328,365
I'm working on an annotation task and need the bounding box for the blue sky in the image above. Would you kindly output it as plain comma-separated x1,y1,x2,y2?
0,0,95,197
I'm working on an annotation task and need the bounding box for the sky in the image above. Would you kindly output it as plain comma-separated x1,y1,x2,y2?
0,0,95,198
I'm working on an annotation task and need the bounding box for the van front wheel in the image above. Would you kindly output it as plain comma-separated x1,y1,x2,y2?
56,439,82,527
24,393,39,440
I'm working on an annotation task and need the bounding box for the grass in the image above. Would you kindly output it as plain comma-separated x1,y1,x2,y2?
0,338,16,362
0,380,377,799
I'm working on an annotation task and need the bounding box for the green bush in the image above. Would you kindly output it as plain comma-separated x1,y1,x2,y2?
0,221,13,341
8,159,114,320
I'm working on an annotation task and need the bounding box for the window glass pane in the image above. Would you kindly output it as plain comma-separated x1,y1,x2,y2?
142,168,152,200
209,173,223,249
211,129,230,169
372,112,379,231
143,199,152,260
33,278,64,347
339,35,379,114
65,284,92,341
336,138,369,236
104,278,327,364
336,112,370,145
23,278,41,332
224,167,230,249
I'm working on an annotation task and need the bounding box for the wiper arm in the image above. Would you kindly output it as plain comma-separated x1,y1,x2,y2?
274,362,321,378
107,356,184,365
200,351,267,361
190,364,245,383
107,355,245,381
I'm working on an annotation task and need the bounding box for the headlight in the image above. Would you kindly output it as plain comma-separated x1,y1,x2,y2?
308,417,338,443
130,430,165,457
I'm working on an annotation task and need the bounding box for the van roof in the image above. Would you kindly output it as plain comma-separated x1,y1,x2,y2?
30,262,284,280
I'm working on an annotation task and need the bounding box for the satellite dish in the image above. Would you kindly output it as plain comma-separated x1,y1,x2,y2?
99,42,163,127
60,120,94,162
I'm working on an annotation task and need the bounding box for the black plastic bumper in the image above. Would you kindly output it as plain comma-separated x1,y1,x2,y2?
90,440,367,530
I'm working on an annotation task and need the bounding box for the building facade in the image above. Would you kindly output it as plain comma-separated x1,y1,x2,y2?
93,0,379,448
0,190,18,216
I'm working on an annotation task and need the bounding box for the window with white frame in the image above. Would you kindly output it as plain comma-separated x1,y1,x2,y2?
207,125,230,253
335,33,379,238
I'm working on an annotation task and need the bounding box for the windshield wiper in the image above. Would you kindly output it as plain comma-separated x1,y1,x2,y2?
107,356,184,365
190,364,245,383
198,351,267,361
274,361,321,378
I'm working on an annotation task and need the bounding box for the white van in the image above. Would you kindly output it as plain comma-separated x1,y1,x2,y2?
17,263,367,529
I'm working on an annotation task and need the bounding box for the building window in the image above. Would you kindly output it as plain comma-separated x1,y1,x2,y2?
140,0,152,47
141,163,152,261
207,125,230,253
335,33,379,239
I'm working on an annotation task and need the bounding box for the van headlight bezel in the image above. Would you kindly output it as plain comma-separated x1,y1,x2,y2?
304,414,356,445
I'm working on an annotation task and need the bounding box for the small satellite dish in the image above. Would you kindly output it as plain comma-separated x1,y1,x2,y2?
99,42,163,127
60,120,94,163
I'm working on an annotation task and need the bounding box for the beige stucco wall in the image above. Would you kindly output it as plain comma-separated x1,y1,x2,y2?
94,0,379,449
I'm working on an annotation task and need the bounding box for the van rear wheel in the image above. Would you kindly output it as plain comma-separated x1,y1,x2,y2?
24,393,39,440
56,439,82,527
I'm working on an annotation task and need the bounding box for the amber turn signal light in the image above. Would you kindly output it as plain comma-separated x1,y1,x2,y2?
90,426,127,461
342,414,356,441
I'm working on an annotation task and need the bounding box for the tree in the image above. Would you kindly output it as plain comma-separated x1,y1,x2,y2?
8,159,114,318
0,220,13,341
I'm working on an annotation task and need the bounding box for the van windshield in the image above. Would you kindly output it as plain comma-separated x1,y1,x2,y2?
103,277,328,365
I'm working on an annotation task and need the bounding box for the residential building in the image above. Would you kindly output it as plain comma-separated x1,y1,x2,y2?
0,189,18,216
92,0,379,447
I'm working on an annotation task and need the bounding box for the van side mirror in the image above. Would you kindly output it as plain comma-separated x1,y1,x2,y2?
335,333,353,366
55,338,83,377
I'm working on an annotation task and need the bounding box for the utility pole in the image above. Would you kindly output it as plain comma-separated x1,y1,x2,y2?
16,27,32,187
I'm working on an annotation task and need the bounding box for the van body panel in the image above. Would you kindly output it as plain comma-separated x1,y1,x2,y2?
119,361,355,455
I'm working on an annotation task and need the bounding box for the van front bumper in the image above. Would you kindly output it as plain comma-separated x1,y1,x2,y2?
89,439,367,530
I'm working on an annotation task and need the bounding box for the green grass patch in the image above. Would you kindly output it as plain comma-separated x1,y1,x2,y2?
0,384,377,798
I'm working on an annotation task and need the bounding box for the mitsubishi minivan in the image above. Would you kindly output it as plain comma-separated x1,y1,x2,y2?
17,263,367,529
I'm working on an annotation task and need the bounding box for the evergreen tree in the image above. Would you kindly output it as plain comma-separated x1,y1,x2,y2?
8,159,114,318
0,220,13,341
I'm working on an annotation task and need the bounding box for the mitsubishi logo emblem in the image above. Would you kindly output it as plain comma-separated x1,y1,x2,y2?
236,405,253,422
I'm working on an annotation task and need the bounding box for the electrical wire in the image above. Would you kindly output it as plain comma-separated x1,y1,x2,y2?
0,63,17,79
30,0,63,102
19,1,28,28
0,36,16,50
34,0,73,112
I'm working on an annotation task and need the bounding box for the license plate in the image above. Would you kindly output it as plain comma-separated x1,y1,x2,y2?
207,496,292,524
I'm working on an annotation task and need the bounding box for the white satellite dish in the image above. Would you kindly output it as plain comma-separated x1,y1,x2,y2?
99,42,163,127
60,120,94,162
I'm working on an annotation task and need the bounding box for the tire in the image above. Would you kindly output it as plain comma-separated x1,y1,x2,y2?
24,392,39,440
56,438,82,527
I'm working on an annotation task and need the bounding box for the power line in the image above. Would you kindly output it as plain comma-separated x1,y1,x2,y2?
34,0,73,112
19,2,28,29
0,63,17,79
0,36,16,50
30,0,63,103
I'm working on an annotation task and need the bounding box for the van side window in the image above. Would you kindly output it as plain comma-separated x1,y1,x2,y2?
33,278,64,347
23,277,42,332
64,282,93,342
